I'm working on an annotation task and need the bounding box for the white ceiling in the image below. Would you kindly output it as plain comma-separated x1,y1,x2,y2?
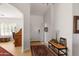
0,3,22,18
31,3,50,16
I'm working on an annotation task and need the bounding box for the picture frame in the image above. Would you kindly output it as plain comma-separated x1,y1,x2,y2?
73,16,79,33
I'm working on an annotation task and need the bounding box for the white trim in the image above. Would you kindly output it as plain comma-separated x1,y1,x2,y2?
22,15,24,53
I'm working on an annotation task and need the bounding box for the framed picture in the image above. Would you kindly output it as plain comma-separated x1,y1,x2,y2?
73,16,79,33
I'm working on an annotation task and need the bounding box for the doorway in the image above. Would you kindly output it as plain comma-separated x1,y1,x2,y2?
30,3,50,45
0,3,23,56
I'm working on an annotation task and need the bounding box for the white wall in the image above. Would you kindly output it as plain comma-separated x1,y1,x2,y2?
54,3,73,56
44,5,55,44
44,8,51,43
11,4,30,51
72,3,79,56
44,4,73,55
30,14,44,41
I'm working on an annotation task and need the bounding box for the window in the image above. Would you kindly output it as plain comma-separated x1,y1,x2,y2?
0,23,16,36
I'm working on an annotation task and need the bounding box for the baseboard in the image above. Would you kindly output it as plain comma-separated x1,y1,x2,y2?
22,47,30,53
30,41,41,42
24,48,31,52
44,42,48,47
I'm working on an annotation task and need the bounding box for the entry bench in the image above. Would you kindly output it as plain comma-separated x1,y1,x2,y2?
48,37,68,56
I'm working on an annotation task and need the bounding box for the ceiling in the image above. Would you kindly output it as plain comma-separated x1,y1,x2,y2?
31,3,50,16
0,3,22,18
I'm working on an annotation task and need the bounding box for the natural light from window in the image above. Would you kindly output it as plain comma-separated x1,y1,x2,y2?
0,23,16,36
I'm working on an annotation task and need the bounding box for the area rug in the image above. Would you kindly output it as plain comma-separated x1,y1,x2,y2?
0,47,13,56
31,45,55,56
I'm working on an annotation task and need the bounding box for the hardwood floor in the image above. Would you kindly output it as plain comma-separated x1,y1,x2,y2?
30,41,44,45
0,40,44,56
0,40,55,56
0,40,31,56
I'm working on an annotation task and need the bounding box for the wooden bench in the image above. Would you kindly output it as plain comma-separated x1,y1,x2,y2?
48,38,67,56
